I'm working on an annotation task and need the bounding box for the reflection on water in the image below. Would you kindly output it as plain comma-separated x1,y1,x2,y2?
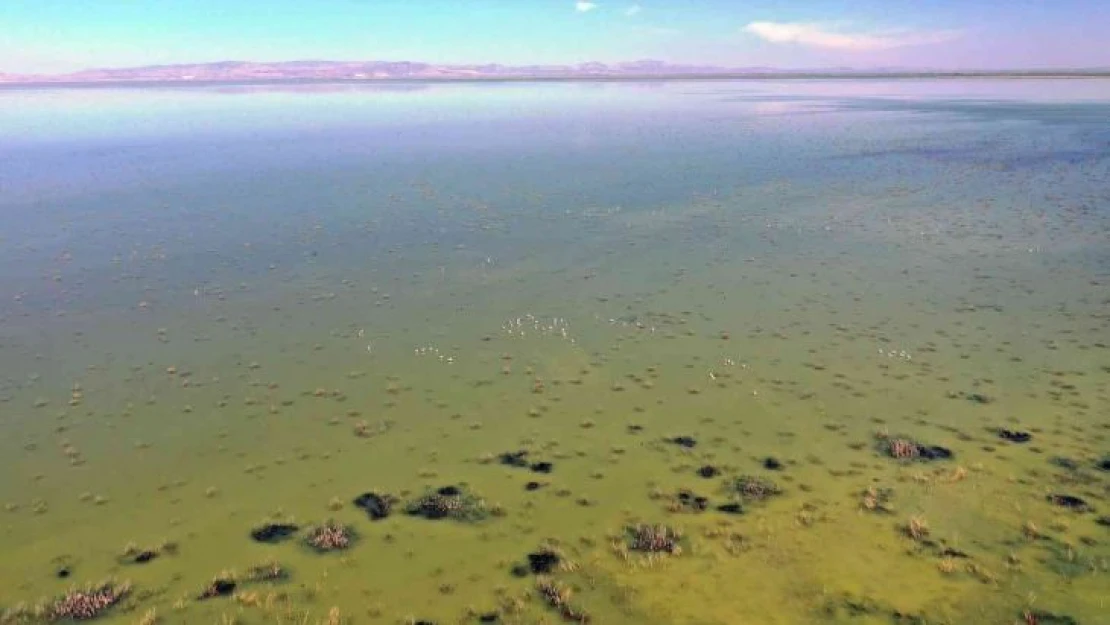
0,79,1108,625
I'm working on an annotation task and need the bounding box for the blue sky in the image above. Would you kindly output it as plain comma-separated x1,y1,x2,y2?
2,0,1109,73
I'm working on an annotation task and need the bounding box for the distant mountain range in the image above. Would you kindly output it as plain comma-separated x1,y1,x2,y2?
1,60,1107,83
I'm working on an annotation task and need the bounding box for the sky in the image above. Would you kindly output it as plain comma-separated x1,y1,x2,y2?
2,0,1109,74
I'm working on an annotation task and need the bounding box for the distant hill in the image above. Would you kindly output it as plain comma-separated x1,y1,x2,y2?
1,60,1107,84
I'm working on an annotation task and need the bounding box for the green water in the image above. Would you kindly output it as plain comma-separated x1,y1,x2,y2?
0,80,1108,625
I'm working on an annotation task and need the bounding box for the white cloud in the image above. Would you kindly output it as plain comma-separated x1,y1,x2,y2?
624,4,642,16
742,21,958,51
575,1,598,12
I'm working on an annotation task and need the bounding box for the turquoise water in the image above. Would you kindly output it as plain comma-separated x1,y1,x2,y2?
0,79,1108,625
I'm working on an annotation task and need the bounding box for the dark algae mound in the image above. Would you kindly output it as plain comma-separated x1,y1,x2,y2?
511,549,562,576
997,428,1032,443
199,578,236,600
1047,494,1093,512
696,465,720,478
762,457,784,470
353,491,397,520
250,523,299,544
877,434,953,461
669,436,697,448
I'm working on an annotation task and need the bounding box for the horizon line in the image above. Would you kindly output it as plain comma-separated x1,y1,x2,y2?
4,58,1110,79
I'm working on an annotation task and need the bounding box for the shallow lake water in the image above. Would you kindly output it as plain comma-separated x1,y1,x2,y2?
0,79,1108,625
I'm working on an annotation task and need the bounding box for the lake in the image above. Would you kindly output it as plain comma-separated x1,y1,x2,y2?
0,78,1108,625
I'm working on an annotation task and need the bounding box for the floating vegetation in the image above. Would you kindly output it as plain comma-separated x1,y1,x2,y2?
352,492,398,520
405,485,488,522
997,429,1032,443
860,486,895,514
198,576,236,600
304,520,354,552
626,524,682,554
1047,494,1093,512
666,490,709,513
511,548,563,577
118,543,162,566
668,436,697,449
48,581,131,620
733,475,782,502
245,561,288,583
1050,457,1081,471
716,503,743,515
951,391,993,404
536,578,590,623
249,522,298,544
696,465,720,478
875,434,953,461
498,451,554,474
498,451,529,468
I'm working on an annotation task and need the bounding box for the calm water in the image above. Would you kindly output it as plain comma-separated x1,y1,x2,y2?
1,79,1108,625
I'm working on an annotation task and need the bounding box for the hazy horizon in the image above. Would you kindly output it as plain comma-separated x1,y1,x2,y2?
3,0,1110,75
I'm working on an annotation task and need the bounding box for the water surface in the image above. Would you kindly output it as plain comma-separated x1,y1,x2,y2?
1,79,1108,625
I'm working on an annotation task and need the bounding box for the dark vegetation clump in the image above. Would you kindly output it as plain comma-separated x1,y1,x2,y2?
1096,457,1110,472
499,451,529,468
670,490,709,512
875,434,953,461
716,503,743,515
353,492,398,520
525,481,544,491
405,485,488,522
1047,494,1093,512
511,549,562,576
198,577,236,600
696,465,720,478
669,436,697,448
498,451,554,474
250,522,299,544
1050,457,1080,471
997,429,1032,443
762,457,784,471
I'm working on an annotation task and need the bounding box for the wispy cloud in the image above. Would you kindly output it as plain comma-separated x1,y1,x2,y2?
624,4,642,16
743,21,959,51
575,1,598,13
